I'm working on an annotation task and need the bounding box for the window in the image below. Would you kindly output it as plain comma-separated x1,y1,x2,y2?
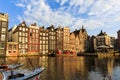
1,35,5,41
43,45,45,49
43,41,45,44
22,38,25,43
26,33,28,36
19,37,22,42
13,45,16,50
30,32,32,36
22,33,25,36
33,34,35,38
2,22,7,27
40,33,42,35
46,33,48,36
43,33,45,36
19,44,21,48
9,44,12,50
0,50,4,54
43,37,45,40
30,29,32,32
33,29,35,32
22,23,25,26
46,37,48,40
0,43,5,49
8,51,11,53
1,28,6,33
13,51,16,53
40,36,42,39
19,27,22,30
36,34,38,38
40,41,42,44
40,45,42,49
25,38,28,42
25,44,28,48
19,32,22,36
36,30,38,33
23,28,25,31
46,45,48,49
26,28,28,31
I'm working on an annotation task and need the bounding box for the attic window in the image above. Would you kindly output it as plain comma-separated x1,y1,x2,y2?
22,23,25,26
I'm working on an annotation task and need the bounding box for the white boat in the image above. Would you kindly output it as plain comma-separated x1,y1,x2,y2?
2,67,45,80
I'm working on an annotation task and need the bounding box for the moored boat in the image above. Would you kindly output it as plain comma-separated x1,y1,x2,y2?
2,67,45,80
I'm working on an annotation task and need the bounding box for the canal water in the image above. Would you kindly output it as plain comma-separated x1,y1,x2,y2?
0,56,120,80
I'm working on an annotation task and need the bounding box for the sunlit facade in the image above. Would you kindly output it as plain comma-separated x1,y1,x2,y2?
63,27,70,51
70,33,76,53
39,27,49,55
73,26,88,53
6,42,18,56
0,13,8,56
55,26,63,53
94,30,114,53
12,21,28,54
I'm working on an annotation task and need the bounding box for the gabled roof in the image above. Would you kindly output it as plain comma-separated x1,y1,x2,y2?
8,25,17,32
117,30,120,33
97,30,107,36
73,25,88,36
13,21,27,34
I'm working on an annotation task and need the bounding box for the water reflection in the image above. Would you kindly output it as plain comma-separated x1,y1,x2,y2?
0,56,120,80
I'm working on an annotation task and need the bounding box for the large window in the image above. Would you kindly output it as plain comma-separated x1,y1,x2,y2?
25,38,28,42
2,22,7,27
19,32,22,36
1,35,5,41
23,28,25,31
1,28,6,34
19,37,21,42
9,44,12,50
0,43,5,49
13,45,16,50
0,50,4,54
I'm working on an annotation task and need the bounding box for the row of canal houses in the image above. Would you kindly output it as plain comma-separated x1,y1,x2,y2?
0,13,119,57
7,21,89,56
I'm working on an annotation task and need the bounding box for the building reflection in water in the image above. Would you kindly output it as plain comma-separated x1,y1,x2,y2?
1,56,120,80
0,58,6,64
6,57,19,64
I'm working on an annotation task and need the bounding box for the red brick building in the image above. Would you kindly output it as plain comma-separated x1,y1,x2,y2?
28,23,39,55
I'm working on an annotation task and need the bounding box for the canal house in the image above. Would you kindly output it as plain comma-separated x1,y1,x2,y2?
94,30,114,53
0,13,8,56
12,21,28,55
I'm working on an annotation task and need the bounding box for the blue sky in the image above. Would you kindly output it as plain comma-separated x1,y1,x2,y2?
0,0,120,38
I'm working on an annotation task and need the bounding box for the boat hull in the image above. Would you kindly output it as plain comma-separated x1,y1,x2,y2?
3,67,45,80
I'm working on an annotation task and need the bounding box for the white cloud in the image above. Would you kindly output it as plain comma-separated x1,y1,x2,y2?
15,0,120,36
16,3,25,7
